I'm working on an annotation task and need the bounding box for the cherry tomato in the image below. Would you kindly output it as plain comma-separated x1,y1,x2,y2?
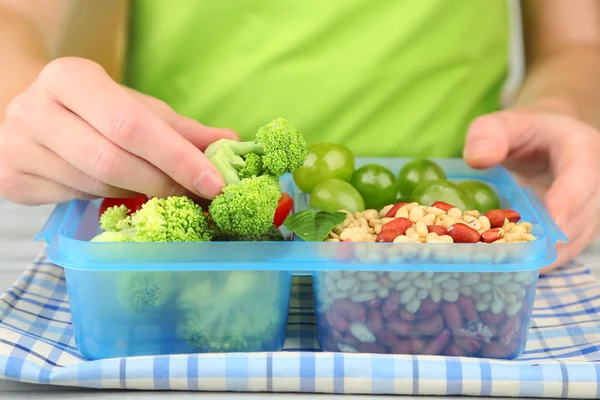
273,192,294,227
98,195,149,217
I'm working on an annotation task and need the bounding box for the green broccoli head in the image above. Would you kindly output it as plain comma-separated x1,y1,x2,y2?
91,196,212,243
208,175,281,240
117,271,175,312
204,118,307,185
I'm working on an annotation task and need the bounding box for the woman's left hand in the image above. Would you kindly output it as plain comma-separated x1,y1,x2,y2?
463,103,600,274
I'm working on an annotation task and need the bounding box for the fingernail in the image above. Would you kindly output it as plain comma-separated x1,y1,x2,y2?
195,170,224,198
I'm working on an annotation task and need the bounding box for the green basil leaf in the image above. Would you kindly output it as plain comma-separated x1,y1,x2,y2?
283,210,346,242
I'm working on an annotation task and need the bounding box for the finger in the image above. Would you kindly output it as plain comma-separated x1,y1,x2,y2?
0,171,96,206
125,88,240,150
39,58,225,199
4,134,138,198
31,100,194,198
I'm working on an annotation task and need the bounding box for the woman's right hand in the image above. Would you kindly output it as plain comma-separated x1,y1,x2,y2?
0,57,238,205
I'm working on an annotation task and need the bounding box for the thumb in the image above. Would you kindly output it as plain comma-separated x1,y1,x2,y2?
462,109,541,169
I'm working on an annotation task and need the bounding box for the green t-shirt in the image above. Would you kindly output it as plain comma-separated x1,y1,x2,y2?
124,0,509,158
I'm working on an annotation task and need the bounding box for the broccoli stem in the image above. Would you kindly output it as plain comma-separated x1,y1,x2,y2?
205,140,266,185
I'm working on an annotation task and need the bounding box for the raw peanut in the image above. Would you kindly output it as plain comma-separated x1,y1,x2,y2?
399,309,418,321
431,201,454,212
409,207,425,222
441,303,463,330
376,229,401,242
408,232,421,242
362,209,379,220
493,238,508,243
441,217,458,228
519,221,533,233
392,235,410,243
357,342,388,354
498,316,521,345
522,233,536,242
447,223,481,243
416,312,444,336
343,331,362,345
447,207,462,218
464,210,480,218
438,235,454,243
382,291,400,317
481,228,504,243
385,202,408,218
483,210,505,228
368,218,381,228
380,204,394,217
443,343,467,357
478,216,491,231
481,311,506,326
415,222,428,237
405,202,419,211
421,329,451,355
504,232,522,242
453,329,482,353
327,310,350,332
374,224,383,234
331,298,366,323
419,298,441,318
500,209,521,223
375,329,402,348
481,339,519,358
510,225,527,235
381,217,412,233
457,296,479,322
366,310,384,333
428,225,448,236
381,217,394,225
331,329,344,342
426,206,447,216
385,316,413,336
462,214,477,223
502,222,516,232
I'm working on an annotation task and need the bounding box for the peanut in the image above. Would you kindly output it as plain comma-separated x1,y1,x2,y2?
431,201,454,212
383,202,407,217
522,233,536,242
483,210,505,228
393,235,410,243
405,202,419,211
447,223,480,243
362,209,379,220
478,215,491,232
464,210,480,218
447,207,462,218
380,204,394,217
374,224,383,234
415,222,428,237
519,221,533,233
381,217,412,235
409,206,425,222
381,217,394,225
376,229,400,242
426,206,447,216
481,228,504,243
396,208,410,219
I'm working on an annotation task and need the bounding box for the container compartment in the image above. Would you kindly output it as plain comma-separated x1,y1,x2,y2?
313,269,537,359
65,268,292,359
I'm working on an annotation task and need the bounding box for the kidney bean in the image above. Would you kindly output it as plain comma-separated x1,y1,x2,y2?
447,223,481,243
375,329,402,348
431,201,455,212
392,338,426,355
457,296,479,322
399,308,418,321
385,202,408,218
416,312,444,336
427,225,449,236
344,331,362,345
385,316,413,336
327,310,350,332
366,297,382,310
498,316,521,345
325,337,338,351
481,228,504,243
421,329,451,355
481,311,506,326
419,298,442,318
441,303,463,330
357,342,388,354
382,291,400,317
381,217,412,235
453,328,482,353
331,329,344,342
483,210,505,228
331,298,366,323
481,339,520,358
367,310,384,333
443,343,467,357
500,209,521,223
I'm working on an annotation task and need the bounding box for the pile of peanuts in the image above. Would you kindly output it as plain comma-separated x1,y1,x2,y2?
325,201,536,244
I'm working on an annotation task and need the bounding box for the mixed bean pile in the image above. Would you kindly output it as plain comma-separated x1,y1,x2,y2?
314,200,539,358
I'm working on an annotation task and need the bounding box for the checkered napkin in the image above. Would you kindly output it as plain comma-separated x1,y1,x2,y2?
0,250,599,398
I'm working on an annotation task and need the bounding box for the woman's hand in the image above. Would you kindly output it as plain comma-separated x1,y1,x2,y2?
463,103,600,273
0,57,238,205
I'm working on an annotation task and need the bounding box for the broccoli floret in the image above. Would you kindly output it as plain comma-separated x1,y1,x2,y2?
91,196,213,243
208,175,281,240
117,271,175,312
204,118,307,185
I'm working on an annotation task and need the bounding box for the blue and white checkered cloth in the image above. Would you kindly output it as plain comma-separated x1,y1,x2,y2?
1,250,599,398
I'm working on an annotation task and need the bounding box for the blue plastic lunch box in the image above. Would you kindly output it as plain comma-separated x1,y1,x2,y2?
36,158,566,360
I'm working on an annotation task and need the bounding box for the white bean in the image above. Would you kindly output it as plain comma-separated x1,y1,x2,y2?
482,293,494,303
377,287,390,298
338,343,358,353
388,271,407,281
459,286,472,296
490,299,505,314
417,289,429,300
361,281,379,292
501,282,521,293
399,287,418,304
406,272,421,280
491,273,513,286
406,297,422,314
451,272,461,278
395,280,413,291
473,282,492,293
513,271,530,283
413,277,433,290
358,271,378,281
505,302,522,316
424,271,435,278
351,291,377,302
475,300,490,312
328,271,343,280
430,286,443,303
350,323,376,343
332,292,349,299
433,273,451,284
460,273,480,286
441,278,460,291
504,293,517,305
336,276,358,291
443,290,459,302
325,277,339,293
